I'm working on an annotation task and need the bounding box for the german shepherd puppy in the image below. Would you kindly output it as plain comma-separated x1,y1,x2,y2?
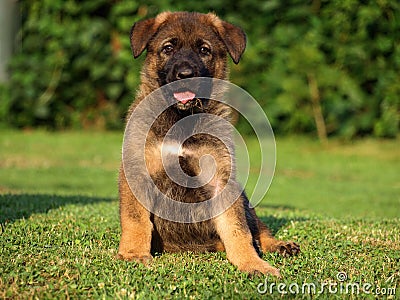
118,11,299,276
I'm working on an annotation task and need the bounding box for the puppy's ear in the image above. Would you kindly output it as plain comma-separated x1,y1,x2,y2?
214,20,247,64
130,18,157,58
130,12,172,58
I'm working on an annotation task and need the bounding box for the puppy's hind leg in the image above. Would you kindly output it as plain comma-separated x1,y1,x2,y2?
247,204,300,257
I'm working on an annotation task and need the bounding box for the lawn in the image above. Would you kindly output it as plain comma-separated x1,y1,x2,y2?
0,130,399,299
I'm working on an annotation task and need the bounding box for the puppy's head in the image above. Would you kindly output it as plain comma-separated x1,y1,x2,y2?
130,12,246,111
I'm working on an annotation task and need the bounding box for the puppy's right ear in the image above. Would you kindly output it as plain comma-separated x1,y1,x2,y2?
130,18,157,58
130,12,171,58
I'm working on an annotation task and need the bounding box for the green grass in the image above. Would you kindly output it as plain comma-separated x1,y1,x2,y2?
1,130,399,299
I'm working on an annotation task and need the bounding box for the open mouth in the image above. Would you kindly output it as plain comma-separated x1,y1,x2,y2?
173,90,196,104
163,78,212,111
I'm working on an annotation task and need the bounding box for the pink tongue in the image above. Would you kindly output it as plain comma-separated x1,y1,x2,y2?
173,91,196,104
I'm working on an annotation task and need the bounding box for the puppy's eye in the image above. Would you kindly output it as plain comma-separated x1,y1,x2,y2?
199,46,211,56
162,44,174,54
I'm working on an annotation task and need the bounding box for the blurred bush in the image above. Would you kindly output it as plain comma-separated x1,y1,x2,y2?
0,0,399,138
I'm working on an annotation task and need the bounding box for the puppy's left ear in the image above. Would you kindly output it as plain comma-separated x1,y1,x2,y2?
216,21,247,64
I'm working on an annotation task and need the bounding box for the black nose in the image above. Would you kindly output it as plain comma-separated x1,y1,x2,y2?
176,67,194,79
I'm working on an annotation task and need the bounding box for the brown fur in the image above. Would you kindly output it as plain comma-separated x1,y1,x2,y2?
118,11,299,276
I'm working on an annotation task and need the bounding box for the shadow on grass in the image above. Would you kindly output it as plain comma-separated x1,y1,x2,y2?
257,204,308,235
259,215,308,235
262,204,296,211
0,193,115,224
1,193,306,237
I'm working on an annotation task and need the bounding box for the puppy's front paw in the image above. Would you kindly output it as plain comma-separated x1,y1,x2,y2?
117,252,153,265
238,259,281,278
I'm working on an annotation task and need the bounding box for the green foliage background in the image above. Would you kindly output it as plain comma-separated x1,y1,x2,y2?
1,0,399,138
